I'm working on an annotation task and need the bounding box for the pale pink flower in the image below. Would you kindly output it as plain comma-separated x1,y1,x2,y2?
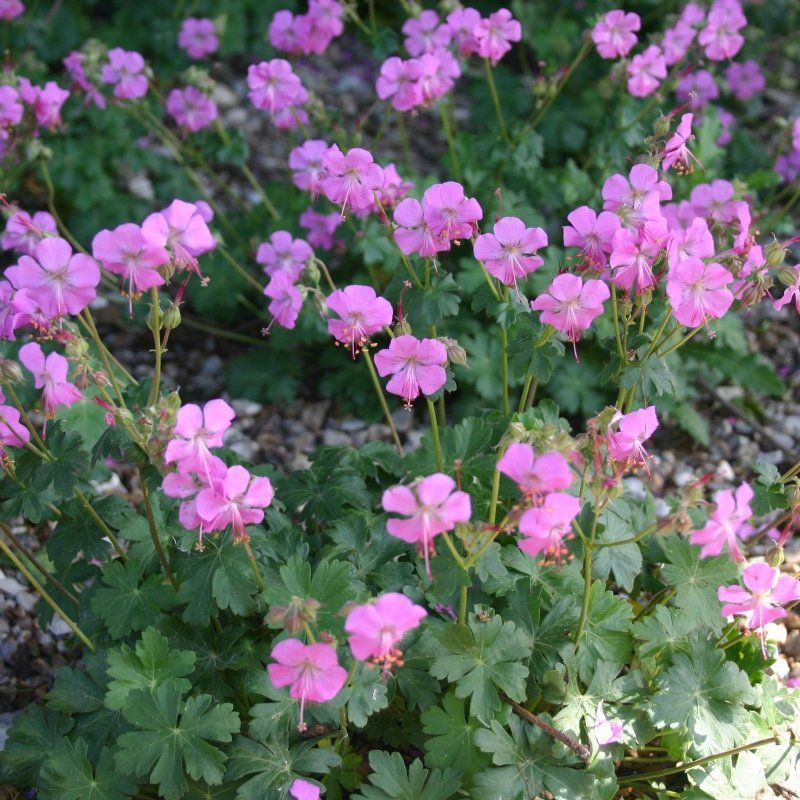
474,8,521,64
698,0,746,61
497,443,572,497
178,17,218,59
593,701,624,746
773,266,800,313
0,404,30,456
289,139,329,195
518,492,580,559
7,237,99,318
662,199,700,231
101,48,148,100
345,592,427,663
376,57,423,112
0,281,21,340
1,210,57,256
246,60,308,115
412,51,461,105
166,86,217,132
256,231,312,282
689,482,753,561
592,10,640,59
667,217,714,269
18,342,81,416
320,145,384,215
326,284,392,355
300,208,341,250
382,473,471,578
607,406,658,469
627,45,667,98
562,206,620,268
666,257,733,327
609,222,666,293
662,113,696,172
661,21,695,65
474,217,547,288
264,271,303,330
602,164,671,224
289,780,321,800
141,198,216,274
732,200,753,255
393,198,447,259
0,0,24,20
374,335,447,406
268,639,348,730
164,399,235,476
725,60,765,101
163,456,227,546
531,273,610,346
402,10,451,56
446,7,481,56
422,181,482,243
690,180,736,223
92,223,168,299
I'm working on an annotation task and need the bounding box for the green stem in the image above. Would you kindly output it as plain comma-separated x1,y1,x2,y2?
243,540,265,592
518,370,534,413
0,536,94,651
218,244,264,292
427,397,444,471
75,488,128,561
657,325,703,358
239,162,280,220
484,59,510,143
139,468,179,590
80,309,128,403
440,531,466,569
611,285,625,362
488,461,503,526
458,584,468,626
363,350,404,455
303,621,317,643
644,310,673,359
573,506,601,644
594,523,657,549
147,287,162,409
500,326,509,416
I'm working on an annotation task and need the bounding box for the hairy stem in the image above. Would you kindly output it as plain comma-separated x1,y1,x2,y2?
363,349,404,455
139,468,179,590
427,397,444,471
147,287,162,409
74,488,128,561
484,59,510,143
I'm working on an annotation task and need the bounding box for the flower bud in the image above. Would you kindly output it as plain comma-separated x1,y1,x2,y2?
765,238,787,268
162,305,182,330
0,359,24,384
65,336,90,359
652,114,672,138
305,259,321,285
145,304,163,331
777,265,798,287
766,545,785,568
266,596,320,633
393,320,412,336
440,336,467,366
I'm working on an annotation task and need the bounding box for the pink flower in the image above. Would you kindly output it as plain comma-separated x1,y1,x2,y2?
627,45,667,98
289,780,321,800
326,284,392,355
0,85,23,133
412,51,461,105
1,210,56,256
773,266,800,313
681,3,706,27
163,456,227,545
18,342,82,416
793,117,800,153
609,222,666,293
63,52,105,110
393,198,446,259
593,701,624,746
8,237,99,318
164,399,236,476
92,223,168,300
690,180,736,223
345,592,427,663
246,60,308,115
661,21,696,65
531,273,610,346
195,464,274,542
698,0,746,61
607,406,658,469
446,7,482,56
269,10,304,54
376,57,423,112
725,60,765,102
676,70,719,111
497,443,572,496
264,272,303,330
474,8,521,64
374,335,447,406
382,473,471,579
256,231,312,282
0,0,24,20
320,146,384,215
300,0,344,54
300,208,341,250
402,10,451,57
474,217,547,288
19,79,69,129
592,10,640,59
178,17,218,60
518,492,580,559
718,563,800,655
732,200,753,255
0,404,30,457
268,639,348,731
689,482,753,561
166,87,217,132
602,164,672,224
289,139,329,195
562,206,620,268
666,257,733,327
141,199,216,274
662,113,696,173
101,48,148,100
422,181,482,243
376,164,413,208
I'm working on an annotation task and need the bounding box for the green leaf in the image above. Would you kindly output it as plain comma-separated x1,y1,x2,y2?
473,716,595,800
46,665,105,714
751,461,789,515
90,558,176,639
105,627,196,710
651,636,755,757
352,751,460,800
406,274,461,328
430,615,530,720
31,422,89,499
688,751,768,800
592,499,647,592
278,459,370,522
0,450,53,522
40,739,137,800
421,691,489,777
632,605,695,662
621,357,676,398
346,663,389,728
660,536,739,634
115,683,240,800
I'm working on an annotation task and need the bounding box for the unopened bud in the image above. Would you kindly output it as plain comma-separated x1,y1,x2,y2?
766,545,785,568
163,305,182,330
0,359,23,384
145,304,163,331
393,320,412,336
765,238,787,268
777,265,799,287
266,596,320,633
65,336,90,359
440,336,467,366
165,391,182,414
305,260,321,285
653,115,672,138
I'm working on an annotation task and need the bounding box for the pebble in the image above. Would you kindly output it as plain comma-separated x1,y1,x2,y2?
231,399,263,417
674,469,695,487
321,430,353,448
783,630,800,659
783,414,800,438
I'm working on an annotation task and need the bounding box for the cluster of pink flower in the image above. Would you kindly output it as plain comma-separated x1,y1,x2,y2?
247,58,309,129
162,399,274,547
178,17,219,60
268,591,426,729
63,50,106,109
0,74,69,155
101,47,148,100
268,0,344,57
0,387,30,461
166,86,218,132
376,7,520,112
0,0,24,21
257,231,313,330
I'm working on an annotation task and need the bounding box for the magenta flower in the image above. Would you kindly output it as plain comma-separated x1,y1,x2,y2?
627,45,667,98
666,257,733,328
393,198,446,259
195,464,274,543
269,10,304,54
602,164,671,225
300,208,341,250
163,456,227,546
562,206,620,268
698,0,746,61
101,48,148,100
0,403,30,458
681,2,706,26
345,592,427,665
497,443,572,497
18,79,70,129
531,273,610,347
141,199,216,274
718,563,800,655
773,266,800,313
725,60,765,102
716,107,735,147
289,780,321,800
376,164,413,208
413,51,461,105
474,217,547,289
164,399,236,476
593,701,624,746
422,181,482,243
246,59,308,115
256,231,312,282
268,639,348,731
326,284,392,355
662,113,696,173
609,223,666,293
166,87,217,132
376,56,423,113
0,85,23,134
264,272,303,331
518,492,580,560
374,335,448,407
289,139,329,195
63,51,105,110
690,180,736,223
1,210,56,256
661,21,696,65
0,0,24,20
689,482,753,561
402,10,451,57
382,473,471,579
300,0,344,54
446,7,481,56
474,8,521,64
18,342,82,416
676,70,719,111
92,223,168,300
8,237,99,318
320,145,384,215
592,10,640,59
178,17,218,60
607,406,658,469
